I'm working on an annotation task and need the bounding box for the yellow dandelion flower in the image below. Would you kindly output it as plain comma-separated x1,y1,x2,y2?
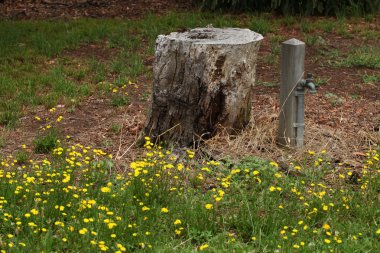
101,187,111,193
79,228,88,235
107,223,117,229
161,207,169,213
274,173,282,178
269,161,279,167
174,219,182,225
322,223,331,230
28,222,37,227
199,244,209,251
205,204,213,210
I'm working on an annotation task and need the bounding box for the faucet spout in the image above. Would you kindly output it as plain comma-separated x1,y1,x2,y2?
305,81,317,93
303,73,317,94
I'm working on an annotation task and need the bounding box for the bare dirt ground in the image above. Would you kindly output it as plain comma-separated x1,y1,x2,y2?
1,0,379,168
0,0,191,19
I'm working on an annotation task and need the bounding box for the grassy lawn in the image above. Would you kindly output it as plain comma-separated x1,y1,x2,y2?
0,137,379,252
1,13,378,128
0,11,379,252
0,13,243,128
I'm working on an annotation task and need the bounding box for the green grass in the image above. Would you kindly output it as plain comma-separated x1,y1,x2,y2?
361,73,380,85
315,19,336,33
314,76,331,86
110,123,122,134
0,13,241,127
325,92,345,106
0,138,379,252
33,128,60,154
111,94,129,107
340,46,380,69
15,149,30,164
323,44,380,69
1,13,379,251
0,133,6,148
249,16,273,35
0,12,378,128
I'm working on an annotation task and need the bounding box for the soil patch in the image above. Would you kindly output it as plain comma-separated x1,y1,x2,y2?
0,0,192,19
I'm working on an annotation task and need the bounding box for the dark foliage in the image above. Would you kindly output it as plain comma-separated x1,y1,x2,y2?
196,0,380,16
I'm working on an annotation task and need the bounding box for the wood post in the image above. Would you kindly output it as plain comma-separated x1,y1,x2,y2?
277,38,305,147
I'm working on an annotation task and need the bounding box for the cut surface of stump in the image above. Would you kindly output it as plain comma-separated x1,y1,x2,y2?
142,28,263,146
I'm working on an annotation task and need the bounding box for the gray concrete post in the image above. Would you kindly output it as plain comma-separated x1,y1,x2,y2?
277,38,305,147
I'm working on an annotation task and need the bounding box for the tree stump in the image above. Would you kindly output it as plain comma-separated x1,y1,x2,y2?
142,28,263,146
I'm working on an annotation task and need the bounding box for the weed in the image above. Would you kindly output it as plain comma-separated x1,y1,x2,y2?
100,139,113,148
360,29,380,41
0,110,20,128
280,16,296,27
325,92,345,106
249,16,272,35
315,19,335,33
304,34,326,46
257,81,278,87
269,34,285,44
361,73,379,85
263,54,279,65
314,76,331,86
33,128,60,154
300,20,313,33
110,123,122,134
111,94,129,107
140,93,151,101
15,150,29,164
340,46,380,68
0,134,6,148
89,58,107,83
350,94,361,99
336,18,350,37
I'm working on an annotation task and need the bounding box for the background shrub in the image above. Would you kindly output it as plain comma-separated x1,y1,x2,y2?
197,0,380,16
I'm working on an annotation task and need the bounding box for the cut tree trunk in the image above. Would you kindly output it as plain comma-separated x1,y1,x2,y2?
142,27,263,146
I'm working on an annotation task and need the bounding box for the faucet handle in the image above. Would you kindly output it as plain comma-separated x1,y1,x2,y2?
306,73,313,81
305,73,317,94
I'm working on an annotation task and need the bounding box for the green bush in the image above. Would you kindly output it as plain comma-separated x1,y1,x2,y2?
199,0,380,16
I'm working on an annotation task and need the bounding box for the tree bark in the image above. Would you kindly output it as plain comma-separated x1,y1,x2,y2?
142,28,263,146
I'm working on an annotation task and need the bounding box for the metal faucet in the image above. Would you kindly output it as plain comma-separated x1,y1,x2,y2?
294,73,317,147
299,73,317,93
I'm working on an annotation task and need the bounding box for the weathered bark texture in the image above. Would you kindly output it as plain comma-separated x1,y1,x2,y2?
143,28,263,146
